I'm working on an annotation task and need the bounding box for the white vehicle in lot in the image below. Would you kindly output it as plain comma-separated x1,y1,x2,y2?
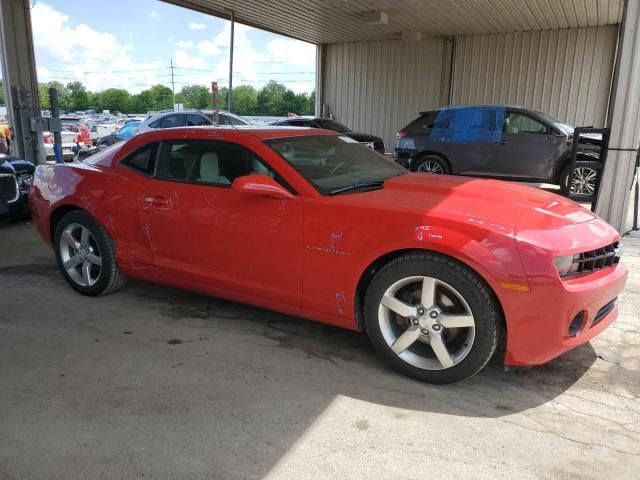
43,129,84,160
134,110,250,136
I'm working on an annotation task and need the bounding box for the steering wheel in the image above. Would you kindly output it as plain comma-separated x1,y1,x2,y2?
329,162,345,176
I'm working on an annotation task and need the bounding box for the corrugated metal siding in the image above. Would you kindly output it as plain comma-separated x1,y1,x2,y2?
323,39,448,152
167,0,623,44
453,25,618,127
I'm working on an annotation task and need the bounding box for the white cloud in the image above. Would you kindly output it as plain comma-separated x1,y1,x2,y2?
212,22,252,49
31,2,165,93
173,50,208,70
188,22,206,31
267,39,316,67
149,10,159,19
177,40,194,49
196,40,220,56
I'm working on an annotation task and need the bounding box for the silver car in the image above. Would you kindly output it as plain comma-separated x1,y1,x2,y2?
135,110,250,136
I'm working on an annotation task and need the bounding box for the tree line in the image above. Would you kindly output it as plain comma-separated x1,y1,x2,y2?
24,80,314,116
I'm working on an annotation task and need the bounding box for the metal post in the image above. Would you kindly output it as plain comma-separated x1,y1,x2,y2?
447,35,458,106
633,152,639,231
170,57,176,109
228,11,235,112
49,87,63,164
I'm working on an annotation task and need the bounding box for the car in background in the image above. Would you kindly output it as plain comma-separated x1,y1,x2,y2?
135,110,250,136
62,122,92,146
270,116,385,155
96,121,142,148
30,126,627,384
43,128,84,159
396,105,601,196
0,155,34,219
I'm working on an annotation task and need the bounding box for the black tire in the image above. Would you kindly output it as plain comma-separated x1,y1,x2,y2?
559,165,572,196
412,155,450,174
363,253,500,384
53,210,126,296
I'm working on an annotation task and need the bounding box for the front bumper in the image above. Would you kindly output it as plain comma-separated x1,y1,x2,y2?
0,191,30,219
499,220,628,365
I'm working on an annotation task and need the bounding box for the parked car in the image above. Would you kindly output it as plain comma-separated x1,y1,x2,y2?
135,110,249,136
0,155,34,219
62,122,92,146
43,128,83,159
96,121,142,148
270,116,385,155
30,126,627,384
396,105,602,196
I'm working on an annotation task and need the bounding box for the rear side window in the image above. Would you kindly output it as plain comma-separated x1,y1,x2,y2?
160,114,186,128
403,112,437,131
187,114,211,126
121,143,158,176
148,119,161,128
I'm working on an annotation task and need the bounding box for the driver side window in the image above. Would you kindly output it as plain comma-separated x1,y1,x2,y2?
155,140,276,186
503,113,547,134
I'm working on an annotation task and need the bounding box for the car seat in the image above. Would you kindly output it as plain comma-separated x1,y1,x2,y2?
199,152,231,184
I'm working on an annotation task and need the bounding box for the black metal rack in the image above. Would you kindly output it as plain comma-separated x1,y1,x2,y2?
567,127,610,210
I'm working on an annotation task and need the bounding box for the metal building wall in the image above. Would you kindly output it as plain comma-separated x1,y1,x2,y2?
322,38,450,152
453,25,619,127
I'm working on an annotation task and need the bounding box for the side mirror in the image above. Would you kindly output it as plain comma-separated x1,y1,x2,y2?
231,174,294,200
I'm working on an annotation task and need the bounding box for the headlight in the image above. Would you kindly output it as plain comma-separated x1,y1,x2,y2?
553,254,580,277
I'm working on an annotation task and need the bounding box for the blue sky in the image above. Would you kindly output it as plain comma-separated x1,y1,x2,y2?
32,0,316,94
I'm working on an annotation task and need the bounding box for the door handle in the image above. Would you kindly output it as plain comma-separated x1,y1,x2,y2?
497,140,509,145
144,195,168,207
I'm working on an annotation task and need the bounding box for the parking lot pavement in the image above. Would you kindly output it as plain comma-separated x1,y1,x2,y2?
0,221,638,480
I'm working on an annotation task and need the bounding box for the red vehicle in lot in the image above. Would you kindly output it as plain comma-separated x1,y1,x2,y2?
29,126,627,383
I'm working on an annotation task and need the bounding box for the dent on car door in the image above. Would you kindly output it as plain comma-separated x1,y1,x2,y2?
138,138,304,306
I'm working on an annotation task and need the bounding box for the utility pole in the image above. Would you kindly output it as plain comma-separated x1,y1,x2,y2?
170,57,176,109
228,10,235,112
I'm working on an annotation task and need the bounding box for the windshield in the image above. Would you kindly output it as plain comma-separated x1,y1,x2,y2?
534,111,574,136
266,135,406,195
315,119,352,133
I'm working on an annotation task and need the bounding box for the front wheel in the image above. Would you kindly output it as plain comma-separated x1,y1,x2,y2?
54,210,126,296
364,253,500,384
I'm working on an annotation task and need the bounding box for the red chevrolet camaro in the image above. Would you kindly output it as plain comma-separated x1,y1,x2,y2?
30,126,628,384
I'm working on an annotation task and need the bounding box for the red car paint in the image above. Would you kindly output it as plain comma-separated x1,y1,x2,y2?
29,127,627,366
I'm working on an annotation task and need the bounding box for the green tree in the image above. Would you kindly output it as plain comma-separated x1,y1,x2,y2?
67,81,89,111
99,88,130,113
0,79,5,106
256,80,288,116
48,81,71,111
305,91,316,115
218,86,228,110
231,85,258,115
38,83,51,110
175,84,210,109
148,84,173,110
130,89,154,113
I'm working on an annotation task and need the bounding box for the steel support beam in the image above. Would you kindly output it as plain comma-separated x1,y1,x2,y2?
0,0,44,164
315,43,325,116
596,0,640,232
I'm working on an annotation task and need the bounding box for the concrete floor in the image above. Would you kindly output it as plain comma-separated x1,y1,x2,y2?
0,221,639,480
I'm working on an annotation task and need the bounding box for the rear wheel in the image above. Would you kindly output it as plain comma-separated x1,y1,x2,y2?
364,253,499,384
413,155,449,174
54,210,126,296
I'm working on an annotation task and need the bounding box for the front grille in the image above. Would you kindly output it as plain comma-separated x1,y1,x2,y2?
0,174,19,203
571,241,621,275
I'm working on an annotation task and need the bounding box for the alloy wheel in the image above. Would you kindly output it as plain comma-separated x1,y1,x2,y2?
417,160,444,174
377,276,475,370
59,223,102,287
570,167,597,195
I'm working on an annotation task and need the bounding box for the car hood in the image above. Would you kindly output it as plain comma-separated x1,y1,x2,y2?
344,173,596,233
345,132,383,143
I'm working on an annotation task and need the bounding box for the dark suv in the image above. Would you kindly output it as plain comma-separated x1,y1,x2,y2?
396,105,601,195
0,155,35,219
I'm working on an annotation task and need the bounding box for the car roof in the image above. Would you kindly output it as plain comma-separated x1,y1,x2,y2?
420,104,531,115
133,125,338,141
